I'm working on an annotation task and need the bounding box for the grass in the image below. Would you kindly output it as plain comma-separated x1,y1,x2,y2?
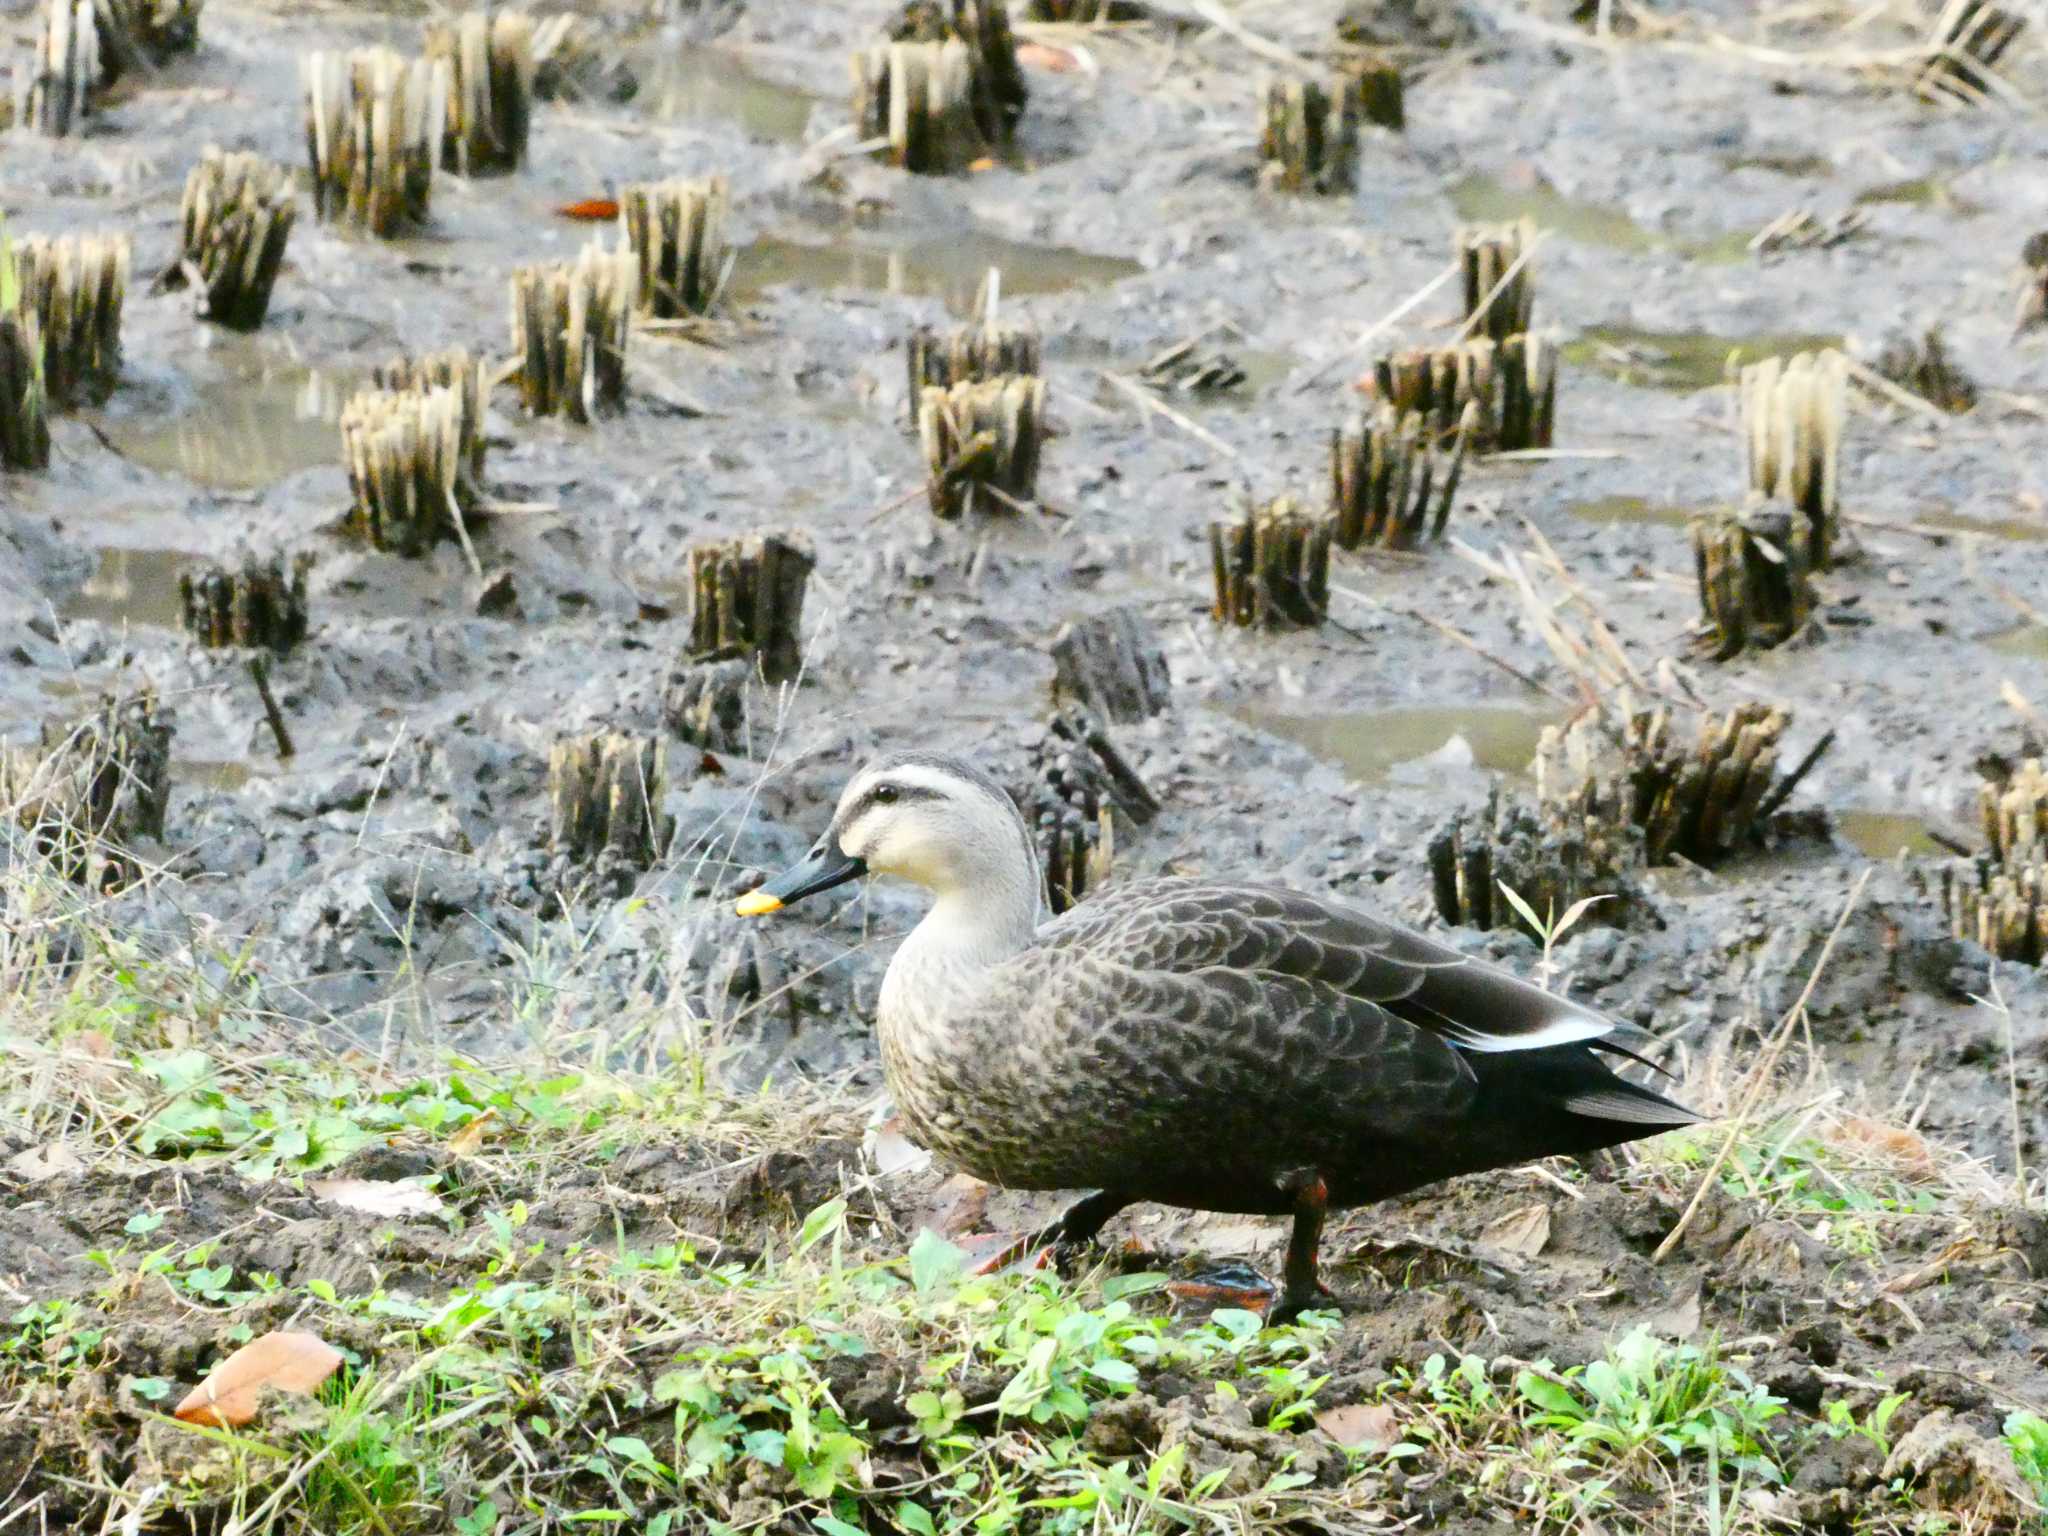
4,820,2043,1536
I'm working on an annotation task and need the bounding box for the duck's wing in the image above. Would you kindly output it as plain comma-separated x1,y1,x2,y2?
1040,877,1637,1062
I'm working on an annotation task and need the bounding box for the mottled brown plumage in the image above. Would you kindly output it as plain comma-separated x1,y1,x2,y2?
739,753,1699,1319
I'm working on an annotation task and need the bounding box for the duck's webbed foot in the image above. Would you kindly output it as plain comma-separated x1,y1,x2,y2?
1030,1188,1133,1273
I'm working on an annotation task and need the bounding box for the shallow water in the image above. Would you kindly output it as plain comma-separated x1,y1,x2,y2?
1566,324,1846,392
92,346,361,491
1836,809,1949,860
633,44,821,142
728,222,1142,315
61,547,196,629
1449,172,1748,263
1231,701,1558,785
1569,495,1700,528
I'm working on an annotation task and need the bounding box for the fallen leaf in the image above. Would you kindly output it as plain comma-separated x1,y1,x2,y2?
966,155,998,173
1648,1286,1702,1339
309,1177,446,1218
1836,1114,1937,1179
1316,1401,1402,1449
955,1230,1033,1275
865,1115,931,1177
1016,39,1094,75
1480,1203,1551,1259
447,1109,499,1155
6,1142,83,1180
175,1331,344,1429
923,1172,989,1237
69,1030,113,1058
556,197,619,221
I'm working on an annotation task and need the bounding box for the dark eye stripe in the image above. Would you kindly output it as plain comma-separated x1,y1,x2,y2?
855,781,941,818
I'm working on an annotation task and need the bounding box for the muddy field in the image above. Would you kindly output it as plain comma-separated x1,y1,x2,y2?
6,0,2048,1530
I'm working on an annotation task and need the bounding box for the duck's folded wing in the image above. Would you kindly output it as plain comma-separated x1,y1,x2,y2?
1008,946,1479,1143
1041,878,1630,1060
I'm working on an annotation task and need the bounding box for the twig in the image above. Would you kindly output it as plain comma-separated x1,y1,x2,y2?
1184,0,1317,72
1292,262,1460,395
1653,868,1871,1263
1100,370,1248,483
1844,356,1953,427
1330,584,1569,702
247,658,295,761
1752,728,1835,823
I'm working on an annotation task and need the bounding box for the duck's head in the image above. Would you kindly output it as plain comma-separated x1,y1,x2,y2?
734,753,1039,917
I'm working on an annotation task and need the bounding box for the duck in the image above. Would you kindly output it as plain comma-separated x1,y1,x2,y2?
735,751,1700,1321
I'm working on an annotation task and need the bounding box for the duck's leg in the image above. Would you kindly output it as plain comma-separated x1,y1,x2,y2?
1268,1170,1332,1326
1030,1188,1132,1266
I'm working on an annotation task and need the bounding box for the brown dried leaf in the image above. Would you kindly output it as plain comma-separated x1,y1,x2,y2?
1316,1401,1401,1449
6,1142,84,1180
309,1177,445,1218
174,1331,344,1428
1016,40,1095,75
1480,1203,1551,1258
447,1109,499,1156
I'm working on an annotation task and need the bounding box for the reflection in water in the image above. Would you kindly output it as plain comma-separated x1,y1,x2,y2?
635,45,820,141
1989,623,2048,659
175,759,255,791
63,548,197,629
97,357,360,490
1570,496,1699,528
729,225,1141,316
1836,810,1947,860
1448,173,1749,263
1913,507,2048,543
1565,325,1845,392
1230,702,1557,785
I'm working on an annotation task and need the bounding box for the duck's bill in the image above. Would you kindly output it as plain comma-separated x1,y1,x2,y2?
733,842,865,916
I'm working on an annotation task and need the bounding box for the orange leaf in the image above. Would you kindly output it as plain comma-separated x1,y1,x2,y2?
556,198,619,221
1016,40,1093,75
174,1331,343,1429
966,156,998,173
447,1108,499,1155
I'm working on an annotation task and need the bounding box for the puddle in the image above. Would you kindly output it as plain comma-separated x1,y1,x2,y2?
62,548,197,629
1230,702,1557,785
1565,324,1846,392
1570,495,1700,529
1448,173,1749,263
94,348,362,490
1853,177,1979,214
1912,507,2048,543
1988,623,2048,660
1723,151,1834,178
728,223,1141,316
1837,810,1949,860
633,45,820,142
175,759,255,792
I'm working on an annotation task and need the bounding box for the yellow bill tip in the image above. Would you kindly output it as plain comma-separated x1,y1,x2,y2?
733,890,783,918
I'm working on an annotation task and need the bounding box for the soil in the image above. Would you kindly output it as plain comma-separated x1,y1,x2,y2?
6,0,2048,1524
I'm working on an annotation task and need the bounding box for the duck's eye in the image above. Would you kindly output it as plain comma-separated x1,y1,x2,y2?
872,784,898,805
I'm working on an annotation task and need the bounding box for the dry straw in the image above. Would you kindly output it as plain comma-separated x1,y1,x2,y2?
172,149,297,330
340,384,482,556
426,8,534,174
1330,401,1475,549
23,0,97,136
302,48,448,236
685,533,815,686
619,179,730,318
11,232,129,407
1740,348,1846,565
1210,497,1331,628
918,375,1045,518
509,242,636,420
